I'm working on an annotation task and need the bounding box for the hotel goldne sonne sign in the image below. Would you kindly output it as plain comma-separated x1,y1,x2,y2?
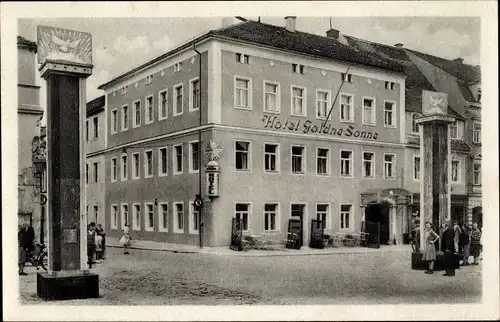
262,115,380,140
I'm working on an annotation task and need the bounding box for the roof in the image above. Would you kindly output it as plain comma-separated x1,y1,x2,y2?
451,139,471,153
17,36,37,52
86,95,105,116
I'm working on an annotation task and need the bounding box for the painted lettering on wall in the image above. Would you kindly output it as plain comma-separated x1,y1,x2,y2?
262,115,379,140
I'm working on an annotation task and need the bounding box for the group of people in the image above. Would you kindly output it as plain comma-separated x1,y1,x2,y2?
421,220,482,276
87,222,106,269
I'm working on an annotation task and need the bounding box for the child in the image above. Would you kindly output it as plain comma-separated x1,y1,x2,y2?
87,222,97,268
119,222,131,254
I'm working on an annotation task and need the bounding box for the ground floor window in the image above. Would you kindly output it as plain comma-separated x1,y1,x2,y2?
158,202,168,232
190,202,199,234
145,203,154,231
340,204,352,230
235,203,250,231
316,204,329,229
121,204,128,229
133,203,141,230
111,204,118,229
174,202,184,233
264,203,278,232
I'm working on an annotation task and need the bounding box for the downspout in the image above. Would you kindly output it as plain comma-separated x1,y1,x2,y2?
193,43,203,249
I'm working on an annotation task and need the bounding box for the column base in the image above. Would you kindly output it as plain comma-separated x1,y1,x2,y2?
37,270,99,300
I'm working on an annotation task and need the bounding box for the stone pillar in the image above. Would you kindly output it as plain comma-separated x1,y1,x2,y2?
36,25,98,300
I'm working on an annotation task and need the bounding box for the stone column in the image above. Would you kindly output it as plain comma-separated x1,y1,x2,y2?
36,26,98,300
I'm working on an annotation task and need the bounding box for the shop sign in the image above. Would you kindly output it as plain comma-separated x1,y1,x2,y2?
262,115,379,140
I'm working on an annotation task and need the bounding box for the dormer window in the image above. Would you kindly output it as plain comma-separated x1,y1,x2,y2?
385,81,395,90
121,86,128,95
341,73,352,83
236,53,249,64
292,64,305,74
174,62,183,73
146,75,154,85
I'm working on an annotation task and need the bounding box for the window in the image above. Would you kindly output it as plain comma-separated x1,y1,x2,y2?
340,93,353,122
121,105,129,131
340,204,352,230
173,62,183,73
235,203,250,232
121,154,128,181
451,160,460,183
385,81,395,90
111,158,117,182
235,141,250,171
340,150,353,177
450,121,458,139
362,97,376,125
189,141,200,173
133,100,141,127
111,204,118,230
362,152,374,178
264,203,278,232
174,202,184,233
316,90,330,119
173,144,183,174
146,74,154,85
235,77,251,109
316,148,329,176
189,202,199,234
291,86,306,116
411,113,421,133
145,203,154,231
132,153,140,179
384,101,395,127
473,164,481,185
121,86,127,95
94,205,99,222
341,73,352,83
190,78,200,111
292,63,305,74
85,120,89,141
264,143,279,173
473,122,481,144
384,154,396,179
93,117,98,138
236,53,249,64
111,110,117,134
173,84,183,116
132,203,141,231
264,81,280,113
291,145,305,174
121,204,129,229
145,95,154,124
316,204,329,229
477,88,481,103
144,150,153,178
158,147,168,176
85,164,89,184
413,156,421,180
158,202,168,232
158,89,168,120
93,162,99,183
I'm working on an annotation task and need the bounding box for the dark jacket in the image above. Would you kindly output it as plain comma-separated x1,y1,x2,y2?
18,228,32,249
441,227,456,252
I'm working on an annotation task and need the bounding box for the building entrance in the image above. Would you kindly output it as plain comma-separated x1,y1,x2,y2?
291,204,305,247
365,202,391,245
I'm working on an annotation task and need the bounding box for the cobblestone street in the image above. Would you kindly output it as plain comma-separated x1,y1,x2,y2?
19,247,482,305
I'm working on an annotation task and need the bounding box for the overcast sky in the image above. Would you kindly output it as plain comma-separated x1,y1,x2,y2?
18,16,480,110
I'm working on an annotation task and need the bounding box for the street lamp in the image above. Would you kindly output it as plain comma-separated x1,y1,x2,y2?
32,134,47,244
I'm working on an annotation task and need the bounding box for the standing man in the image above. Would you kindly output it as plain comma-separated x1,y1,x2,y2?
18,223,33,276
441,219,459,276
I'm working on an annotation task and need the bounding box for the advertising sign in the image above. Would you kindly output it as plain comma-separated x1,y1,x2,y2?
206,172,220,197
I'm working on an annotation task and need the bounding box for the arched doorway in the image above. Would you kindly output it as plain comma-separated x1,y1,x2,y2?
472,206,483,229
365,201,391,245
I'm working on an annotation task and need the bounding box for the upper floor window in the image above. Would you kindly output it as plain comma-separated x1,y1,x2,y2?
385,81,395,90
451,159,460,183
264,81,280,113
235,77,251,109
144,150,153,178
473,121,481,144
111,158,117,182
411,113,421,133
236,53,249,64
173,62,183,73
190,78,200,111
473,163,481,185
362,152,374,178
85,120,89,141
291,145,305,174
316,148,330,176
85,164,89,184
264,143,279,173
174,84,184,116
235,141,250,171
93,162,99,183
341,73,352,83
292,64,305,74
158,147,168,176
189,141,200,173
291,86,306,116
121,154,128,181
316,90,330,119
450,121,458,139
132,153,140,179
384,101,396,128
413,155,421,180
362,97,376,125
121,105,129,131
159,89,168,120
340,150,352,177
93,117,99,138
340,93,354,122
173,144,183,175
145,96,154,124
133,100,141,128
383,154,396,179
111,110,117,134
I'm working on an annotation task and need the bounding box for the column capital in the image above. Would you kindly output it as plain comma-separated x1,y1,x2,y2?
39,60,93,79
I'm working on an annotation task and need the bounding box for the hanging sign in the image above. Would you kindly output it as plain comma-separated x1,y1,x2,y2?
206,161,220,197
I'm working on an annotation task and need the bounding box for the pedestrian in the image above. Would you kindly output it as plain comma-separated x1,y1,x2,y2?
459,223,471,266
26,224,35,257
470,222,482,265
441,219,459,277
87,222,97,268
422,222,440,274
96,223,106,260
120,222,131,255
18,223,30,276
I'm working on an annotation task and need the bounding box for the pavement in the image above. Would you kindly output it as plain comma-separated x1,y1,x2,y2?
105,236,410,256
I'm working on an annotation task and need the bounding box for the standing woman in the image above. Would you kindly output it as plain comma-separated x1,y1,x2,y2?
470,223,482,265
422,221,440,274
459,224,471,265
120,222,131,255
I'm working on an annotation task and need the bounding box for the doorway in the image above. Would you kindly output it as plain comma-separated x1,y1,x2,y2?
291,204,305,247
365,202,391,245
451,206,465,225
472,206,483,229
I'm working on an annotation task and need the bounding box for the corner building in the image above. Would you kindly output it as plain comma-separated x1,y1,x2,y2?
99,18,409,246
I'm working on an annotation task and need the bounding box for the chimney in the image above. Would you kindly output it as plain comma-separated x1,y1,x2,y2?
326,28,339,39
285,16,297,33
453,57,464,64
394,43,404,48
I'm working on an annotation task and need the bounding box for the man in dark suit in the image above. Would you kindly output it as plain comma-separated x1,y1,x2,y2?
441,219,459,276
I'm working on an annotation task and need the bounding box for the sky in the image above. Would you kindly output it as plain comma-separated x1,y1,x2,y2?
18,16,480,117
